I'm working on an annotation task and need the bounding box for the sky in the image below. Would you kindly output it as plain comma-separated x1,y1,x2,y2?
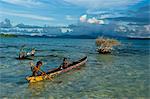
0,0,149,25
0,0,149,37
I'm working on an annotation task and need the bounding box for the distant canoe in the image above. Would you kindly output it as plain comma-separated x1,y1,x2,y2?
26,56,87,83
16,56,33,60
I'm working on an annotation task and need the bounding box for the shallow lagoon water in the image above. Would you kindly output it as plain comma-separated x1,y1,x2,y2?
0,37,149,98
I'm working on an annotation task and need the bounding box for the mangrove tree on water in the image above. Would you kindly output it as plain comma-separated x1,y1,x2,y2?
95,37,120,54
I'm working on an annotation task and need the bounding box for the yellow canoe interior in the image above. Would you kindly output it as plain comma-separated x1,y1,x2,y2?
26,71,61,83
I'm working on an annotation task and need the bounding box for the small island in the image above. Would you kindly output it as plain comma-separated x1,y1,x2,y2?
95,37,120,54
0,33,18,38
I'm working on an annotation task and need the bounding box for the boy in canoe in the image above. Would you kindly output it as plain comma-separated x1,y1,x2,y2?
59,57,70,69
47,57,71,73
30,61,46,76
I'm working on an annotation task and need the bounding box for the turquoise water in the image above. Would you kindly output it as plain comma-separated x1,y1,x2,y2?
0,37,149,98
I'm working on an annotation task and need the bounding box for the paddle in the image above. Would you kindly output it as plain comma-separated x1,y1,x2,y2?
29,62,45,73
29,62,53,80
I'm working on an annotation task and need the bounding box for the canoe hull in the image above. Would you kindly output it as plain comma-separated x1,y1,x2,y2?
26,71,61,83
16,56,33,60
26,56,87,83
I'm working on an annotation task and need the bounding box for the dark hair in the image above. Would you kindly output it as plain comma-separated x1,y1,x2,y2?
63,57,67,61
36,61,42,66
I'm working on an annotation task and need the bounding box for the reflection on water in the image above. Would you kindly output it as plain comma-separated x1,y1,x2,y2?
95,54,115,64
28,81,48,95
0,37,149,98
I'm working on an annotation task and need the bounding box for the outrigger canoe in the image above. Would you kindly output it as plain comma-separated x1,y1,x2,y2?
26,56,87,83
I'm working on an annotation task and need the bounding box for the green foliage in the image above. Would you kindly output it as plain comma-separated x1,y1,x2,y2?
0,34,17,38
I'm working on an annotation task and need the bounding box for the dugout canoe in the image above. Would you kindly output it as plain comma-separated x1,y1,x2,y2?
16,57,33,60
26,56,87,83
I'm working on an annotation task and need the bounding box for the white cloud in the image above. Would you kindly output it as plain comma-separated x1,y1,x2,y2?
60,28,73,33
1,0,44,7
144,25,150,33
87,17,104,24
115,26,128,32
64,0,141,9
0,11,54,21
100,14,112,19
79,15,104,24
79,14,87,22
66,15,76,20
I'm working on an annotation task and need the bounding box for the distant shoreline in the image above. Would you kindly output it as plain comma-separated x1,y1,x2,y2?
0,33,149,40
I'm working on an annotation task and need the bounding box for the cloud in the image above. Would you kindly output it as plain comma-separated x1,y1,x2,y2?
79,14,87,22
144,25,150,32
1,0,44,7
0,11,54,21
64,0,142,9
65,15,76,20
79,15,104,24
87,17,104,24
107,17,149,24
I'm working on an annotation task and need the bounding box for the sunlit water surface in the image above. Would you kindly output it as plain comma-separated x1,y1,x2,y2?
0,37,149,98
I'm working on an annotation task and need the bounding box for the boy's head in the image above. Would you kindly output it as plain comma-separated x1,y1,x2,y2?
36,61,42,66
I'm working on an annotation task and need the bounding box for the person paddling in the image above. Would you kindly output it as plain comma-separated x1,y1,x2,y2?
19,52,26,59
27,48,35,56
19,46,26,59
31,48,35,56
30,61,46,76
